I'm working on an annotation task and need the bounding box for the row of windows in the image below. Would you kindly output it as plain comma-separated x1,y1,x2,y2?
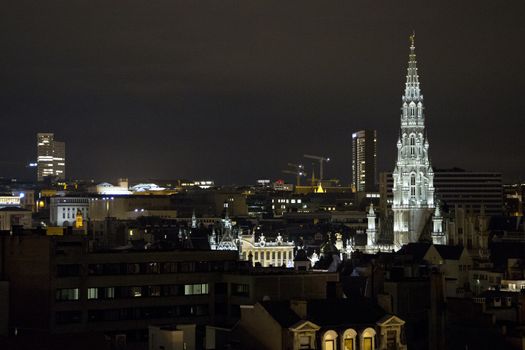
472,273,501,283
458,264,472,272
55,304,209,325
272,199,303,204
56,283,209,301
86,261,234,276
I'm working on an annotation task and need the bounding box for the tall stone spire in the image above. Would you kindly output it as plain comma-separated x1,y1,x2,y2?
392,34,436,249
217,200,237,251
405,32,420,100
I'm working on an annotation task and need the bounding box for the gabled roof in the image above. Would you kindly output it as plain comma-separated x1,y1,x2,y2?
306,298,387,326
397,242,432,261
289,320,321,332
260,298,388,329
261,301,301,328
376,315,405,327
434,245,464,260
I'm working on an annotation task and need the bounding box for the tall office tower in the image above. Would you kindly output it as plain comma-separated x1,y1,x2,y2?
392,35,435,248
381,171,503,216
37,133,66,181
351,130,377,192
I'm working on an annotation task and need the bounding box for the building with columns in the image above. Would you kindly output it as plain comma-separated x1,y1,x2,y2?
392,34,437,249
239,232,295,267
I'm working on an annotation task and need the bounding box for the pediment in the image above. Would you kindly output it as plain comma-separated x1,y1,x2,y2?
376,315,405,327
289,320,321,332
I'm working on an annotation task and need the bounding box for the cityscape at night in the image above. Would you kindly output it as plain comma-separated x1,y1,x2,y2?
0,1,524,350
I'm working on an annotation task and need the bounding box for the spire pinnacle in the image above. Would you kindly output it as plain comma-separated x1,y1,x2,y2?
404,31,420,101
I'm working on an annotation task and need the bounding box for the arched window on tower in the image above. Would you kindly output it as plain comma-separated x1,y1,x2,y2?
409,102,416,117
410,174,416,198
410,135,416,156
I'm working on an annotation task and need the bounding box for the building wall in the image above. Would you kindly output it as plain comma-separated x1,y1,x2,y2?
223,272,339,308
0,281,8,336
88,196,172,221
3,235,239,334
3,235,52,332
0,210,32,230
50,197,90,226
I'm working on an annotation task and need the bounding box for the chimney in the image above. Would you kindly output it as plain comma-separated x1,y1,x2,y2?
290,300,307,319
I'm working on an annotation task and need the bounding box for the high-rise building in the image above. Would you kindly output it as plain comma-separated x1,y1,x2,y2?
37,133,66,181
380,170,503,217
351,130,377,192
392,34,436,247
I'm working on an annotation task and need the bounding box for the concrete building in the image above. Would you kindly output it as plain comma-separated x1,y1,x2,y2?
37,133,65,181
380,170,503,217
352,130,377,193
1,233,340,344
2,234,238,337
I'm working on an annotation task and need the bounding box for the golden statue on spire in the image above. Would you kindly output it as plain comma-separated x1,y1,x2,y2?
410,31,416,47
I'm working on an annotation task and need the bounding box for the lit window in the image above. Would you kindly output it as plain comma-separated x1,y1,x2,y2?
184,283,209,295
87,288,98,300
55,288,79,301
363,337,373,350
344,338,354,350
131,286,142,297
299,335,311,349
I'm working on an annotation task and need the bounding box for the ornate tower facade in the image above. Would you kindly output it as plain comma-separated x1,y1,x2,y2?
393,34,435,248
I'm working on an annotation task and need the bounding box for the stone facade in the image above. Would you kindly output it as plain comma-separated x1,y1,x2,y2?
392,35,436,248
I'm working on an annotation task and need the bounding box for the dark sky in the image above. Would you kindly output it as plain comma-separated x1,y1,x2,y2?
1,1,524,184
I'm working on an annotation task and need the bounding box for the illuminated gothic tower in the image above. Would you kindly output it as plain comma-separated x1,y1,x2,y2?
392,34,435,248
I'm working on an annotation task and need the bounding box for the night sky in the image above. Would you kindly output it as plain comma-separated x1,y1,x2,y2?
1,1,524,184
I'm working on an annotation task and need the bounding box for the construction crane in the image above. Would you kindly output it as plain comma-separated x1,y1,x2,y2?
282,163,306,186
303,154,330,181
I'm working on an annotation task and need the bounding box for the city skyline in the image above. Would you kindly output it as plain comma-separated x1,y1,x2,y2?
1,1,524,184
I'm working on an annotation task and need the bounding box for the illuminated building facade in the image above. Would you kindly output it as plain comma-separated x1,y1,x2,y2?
49,197,90,227
352,129,377,192
37,133,66,181
239,232,295,267
392,35,436,248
